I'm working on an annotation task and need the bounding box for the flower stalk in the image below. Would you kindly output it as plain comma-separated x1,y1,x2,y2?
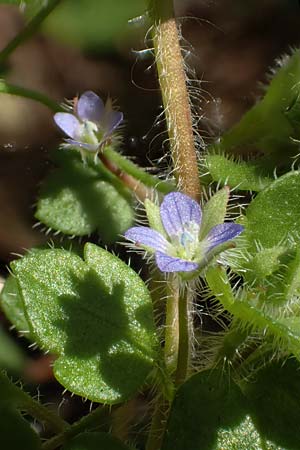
175,285,193,385
164,275,180,373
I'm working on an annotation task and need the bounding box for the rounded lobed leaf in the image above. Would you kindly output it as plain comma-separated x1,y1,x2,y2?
163,367,298,450
12,244,157,404
35,155,133,243
162,369,248,450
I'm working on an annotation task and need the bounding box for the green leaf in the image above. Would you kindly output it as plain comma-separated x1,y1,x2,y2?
62,432,132,450
0,325,26,372
162,369,249,450
213,49,300,167
245,171,300,249
0,407,41,450
244,359,300,449
200,186,229,239
163,367,298,449
1,274,31,337
35,154,134,243
205,154,273,192
12,244,157,404
215,415,281,450
1,244,83,340
43,0,147,50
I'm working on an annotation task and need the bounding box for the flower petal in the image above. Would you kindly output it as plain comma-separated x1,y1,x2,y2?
77,91,104,122
54,113,79,139
65,138,99,152
206,223,244,251
160,192,202,237
125,226,169,253
103,111,123,136
155,251,199,273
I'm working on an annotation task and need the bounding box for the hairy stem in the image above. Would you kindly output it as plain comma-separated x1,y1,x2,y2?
150,0,200,200
145,396,169,450
146,1,200,447
42,405,110,450
100,152,154,202
175,285,193,386
0,371,67,434
0,0,62,65
103,147,175,195
164,275,180,374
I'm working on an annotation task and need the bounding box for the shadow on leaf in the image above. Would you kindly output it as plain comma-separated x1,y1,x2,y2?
54,268,153,400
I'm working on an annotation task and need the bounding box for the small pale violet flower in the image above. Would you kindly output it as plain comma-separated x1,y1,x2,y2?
125,192,244,273
54,91,123,152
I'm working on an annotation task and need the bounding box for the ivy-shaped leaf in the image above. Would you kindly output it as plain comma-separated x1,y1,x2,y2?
162,369,286,450
162,369,247,450
12,244,157,404
35,152,134,243
163,366,300,449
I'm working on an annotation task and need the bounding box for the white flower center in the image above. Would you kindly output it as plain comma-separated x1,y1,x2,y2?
169,221,206,261
76,120,101,145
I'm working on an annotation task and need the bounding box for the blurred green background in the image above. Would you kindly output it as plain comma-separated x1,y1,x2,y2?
43,0,147,50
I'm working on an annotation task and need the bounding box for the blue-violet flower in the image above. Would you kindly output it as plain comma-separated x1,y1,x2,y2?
54,91,123,153
125,192,244,273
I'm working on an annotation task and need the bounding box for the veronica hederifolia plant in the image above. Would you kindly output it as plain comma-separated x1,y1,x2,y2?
1,0,300,449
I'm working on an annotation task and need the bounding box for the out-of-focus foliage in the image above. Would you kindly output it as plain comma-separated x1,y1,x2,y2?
43,0,147,50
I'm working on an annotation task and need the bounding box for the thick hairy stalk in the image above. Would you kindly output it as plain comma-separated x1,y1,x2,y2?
146,2,200,448
150,0,200,200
